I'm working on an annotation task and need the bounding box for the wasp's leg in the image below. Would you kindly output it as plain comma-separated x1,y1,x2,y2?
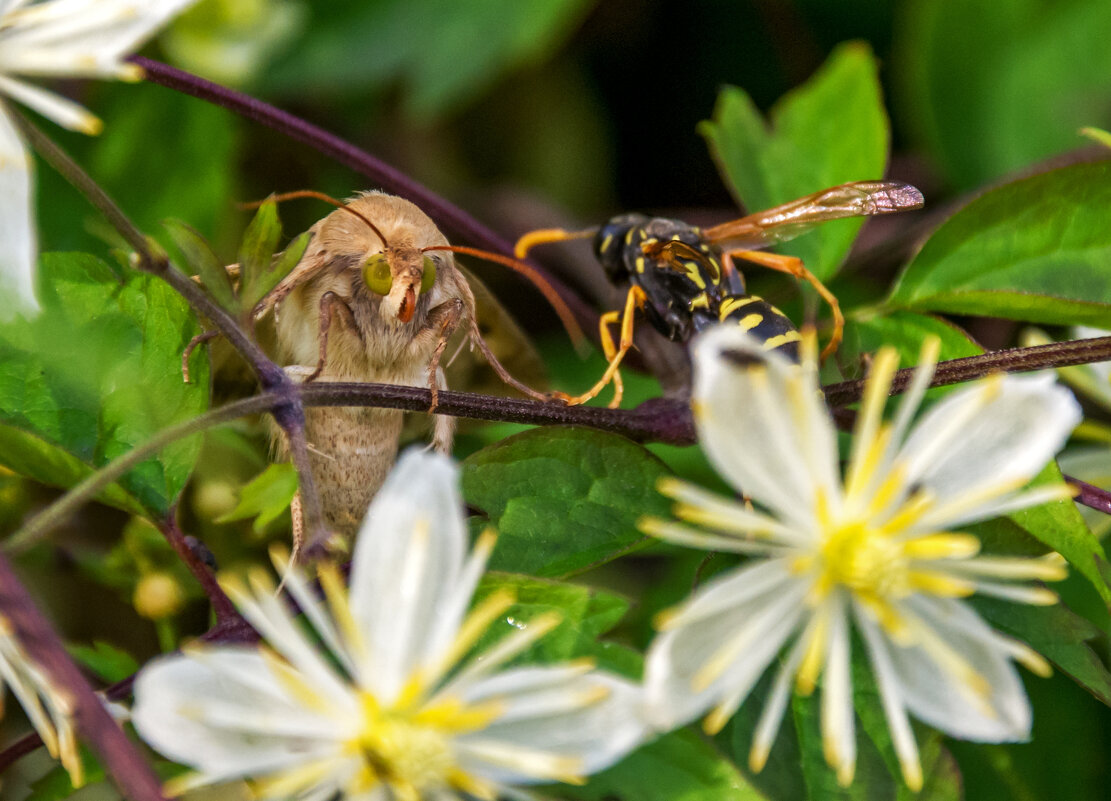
553,284,646,408
306,291,358,383
513,227,597,259
724,249,844,361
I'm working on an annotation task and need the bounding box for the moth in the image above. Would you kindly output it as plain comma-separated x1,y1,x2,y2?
259,191,556,556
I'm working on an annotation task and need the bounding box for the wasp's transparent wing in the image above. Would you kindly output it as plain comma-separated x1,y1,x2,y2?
703,181,924,250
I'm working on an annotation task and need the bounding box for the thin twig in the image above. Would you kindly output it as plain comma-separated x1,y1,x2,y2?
157,515,237,621
4,395,279,552
1066,475,1111,517
0,555,166,800
823,336,1111,407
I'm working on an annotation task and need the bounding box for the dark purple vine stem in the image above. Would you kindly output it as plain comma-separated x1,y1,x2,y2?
0,554,166,800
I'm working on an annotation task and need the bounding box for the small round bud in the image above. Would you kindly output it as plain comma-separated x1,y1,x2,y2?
134,573,186,620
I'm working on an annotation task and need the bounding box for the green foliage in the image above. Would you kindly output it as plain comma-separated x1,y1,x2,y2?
887,161,1111,327
216,462,298,533
700,41,888,281
568,729,769,801
262,0,596,119
67,640,140,683
236,198,311,312
838,311,982,380
472,571,631,667
973,597,1111,708
163,218,237,313
462,427,672,578
897,0,1111,189
0,253,208,519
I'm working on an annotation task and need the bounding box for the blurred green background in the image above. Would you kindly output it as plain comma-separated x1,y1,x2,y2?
5,0,1111,798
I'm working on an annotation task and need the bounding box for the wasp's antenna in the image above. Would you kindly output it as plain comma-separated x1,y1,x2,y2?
240,190,391,248
423,244,587,351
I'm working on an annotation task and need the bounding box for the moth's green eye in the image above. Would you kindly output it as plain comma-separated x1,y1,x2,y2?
421,255,437,293
362,253,392,295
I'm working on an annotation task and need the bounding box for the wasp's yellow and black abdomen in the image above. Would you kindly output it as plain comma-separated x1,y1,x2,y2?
715,294,801,362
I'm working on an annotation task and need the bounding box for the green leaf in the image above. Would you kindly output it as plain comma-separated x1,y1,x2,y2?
0,253,209,518
840,310,982,376
972,596,1111,707
238,198,285,310
263,0,595,119
566,729,768,801
462,427,673,578
67,640,140,683
27,750,104,801
897,0,1111,189
216,462,298,533
887,161,1111,327
788,673,959,801
163,218,237,313
473,572,629,662
700,41,888,281
1005,462,1111,605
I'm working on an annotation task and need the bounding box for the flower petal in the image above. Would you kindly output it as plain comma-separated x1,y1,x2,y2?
0,104,35,321
644,560,808,729
896,374,1080,525
457,668,646,783
348,448,469,701
132,649,351,778
877,596,1031,741
691,326,838,529
0,0,199,78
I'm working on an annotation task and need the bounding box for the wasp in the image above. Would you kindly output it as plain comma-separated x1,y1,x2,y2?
252,191,580,555
515,181,925,407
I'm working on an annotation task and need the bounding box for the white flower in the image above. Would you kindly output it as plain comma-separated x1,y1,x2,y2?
0,616,82,785
0,0,199,321
641,327,1082,791
132,450,647,801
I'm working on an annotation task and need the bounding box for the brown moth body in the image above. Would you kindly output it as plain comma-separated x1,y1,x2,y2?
266,192,475,548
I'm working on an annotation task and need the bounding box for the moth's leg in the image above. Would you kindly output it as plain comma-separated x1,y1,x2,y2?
413,298,465,411
306,291,357,383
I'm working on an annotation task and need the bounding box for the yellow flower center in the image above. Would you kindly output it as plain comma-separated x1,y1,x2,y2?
350,690,502,801
819,520,909,602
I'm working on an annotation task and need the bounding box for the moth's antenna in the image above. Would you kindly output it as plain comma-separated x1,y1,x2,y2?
423,243,587,351
241,190,391,248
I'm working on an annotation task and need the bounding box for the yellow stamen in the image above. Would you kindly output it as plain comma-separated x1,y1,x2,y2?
906,570,976,597
702,701,734,735
903,533,981,560
901,756,924,793
795,609,830,696
318,561,368,664
258,646,331,713
749,742,771,774
845,347,900,494
434,589,518,677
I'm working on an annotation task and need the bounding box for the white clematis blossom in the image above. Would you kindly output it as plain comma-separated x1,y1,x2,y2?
1,617,81,785
0,0,198,320
641,327,1082,791
133,450,647,801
